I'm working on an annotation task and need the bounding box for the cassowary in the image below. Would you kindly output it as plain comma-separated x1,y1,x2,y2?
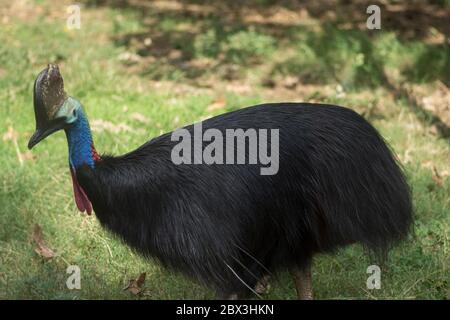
28,64,412,299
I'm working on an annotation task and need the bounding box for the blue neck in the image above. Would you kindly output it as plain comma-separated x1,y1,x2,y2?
65,108,95,169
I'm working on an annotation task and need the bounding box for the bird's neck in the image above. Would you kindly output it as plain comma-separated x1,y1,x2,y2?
64,108,100,169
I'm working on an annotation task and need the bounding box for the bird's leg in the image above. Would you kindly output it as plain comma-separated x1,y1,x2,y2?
254,275,271,295
290,262,313,300
226,293,239,300
216,292,240,300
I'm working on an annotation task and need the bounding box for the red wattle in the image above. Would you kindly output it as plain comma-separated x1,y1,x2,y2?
92,144,101,162
70,168,93,215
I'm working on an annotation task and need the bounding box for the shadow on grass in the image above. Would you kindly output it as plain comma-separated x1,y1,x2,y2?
82,0,450,139
84,0,450,39
403,43,450,85
270,25,388,88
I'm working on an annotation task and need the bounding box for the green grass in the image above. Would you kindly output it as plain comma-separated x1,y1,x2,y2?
0,1,448,299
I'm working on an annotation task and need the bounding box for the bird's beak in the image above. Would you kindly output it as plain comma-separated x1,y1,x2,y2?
28,64,68,149
28,118,67,149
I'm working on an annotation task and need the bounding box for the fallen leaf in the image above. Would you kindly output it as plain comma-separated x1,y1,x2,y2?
31,224,55,260
432,166,443,188
123,272,146,295
421,160,434,169
3,126,26,165
118,51,141,64
21,150,36,162
282,76,298,89
130,112,150,124
91,119,134,133
206,97,226,112
143,37,152,47
2,126,18,142
168,49,182,60
441,170,450,177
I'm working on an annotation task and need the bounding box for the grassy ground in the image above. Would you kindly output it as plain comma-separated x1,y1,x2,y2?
0,0,448,299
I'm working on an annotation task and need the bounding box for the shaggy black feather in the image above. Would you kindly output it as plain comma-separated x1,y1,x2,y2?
76,103,413,297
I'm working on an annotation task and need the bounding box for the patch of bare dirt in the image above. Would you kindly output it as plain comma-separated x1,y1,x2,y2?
91,0,449,41
409,81,450,127
0,0,70,24
30,224,56,260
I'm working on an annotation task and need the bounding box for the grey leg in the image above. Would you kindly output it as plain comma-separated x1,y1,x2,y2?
216,292,240,300
290,263,313,300
255,275,271,295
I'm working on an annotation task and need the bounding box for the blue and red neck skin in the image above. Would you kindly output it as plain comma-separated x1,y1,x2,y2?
64,103,100,215
65,106,99,170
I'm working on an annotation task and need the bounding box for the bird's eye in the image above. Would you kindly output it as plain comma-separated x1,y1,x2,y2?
72,109,77,117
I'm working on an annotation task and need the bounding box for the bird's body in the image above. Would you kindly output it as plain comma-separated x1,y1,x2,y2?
29,66,413,299
73,103,411,297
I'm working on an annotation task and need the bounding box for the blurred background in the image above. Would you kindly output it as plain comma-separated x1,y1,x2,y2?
0,0,448,299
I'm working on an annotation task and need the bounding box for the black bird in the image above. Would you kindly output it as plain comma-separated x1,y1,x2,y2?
28,64,412,299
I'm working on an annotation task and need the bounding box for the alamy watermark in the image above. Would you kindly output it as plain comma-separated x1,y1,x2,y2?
170,122,279,175
366,5,381,30
66,265,81,290
66,4,81,30
366,265,381,289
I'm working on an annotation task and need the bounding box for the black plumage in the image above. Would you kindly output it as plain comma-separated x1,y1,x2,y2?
75,103,413,298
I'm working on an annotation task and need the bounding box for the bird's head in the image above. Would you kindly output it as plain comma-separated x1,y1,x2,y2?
28,64,81,149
